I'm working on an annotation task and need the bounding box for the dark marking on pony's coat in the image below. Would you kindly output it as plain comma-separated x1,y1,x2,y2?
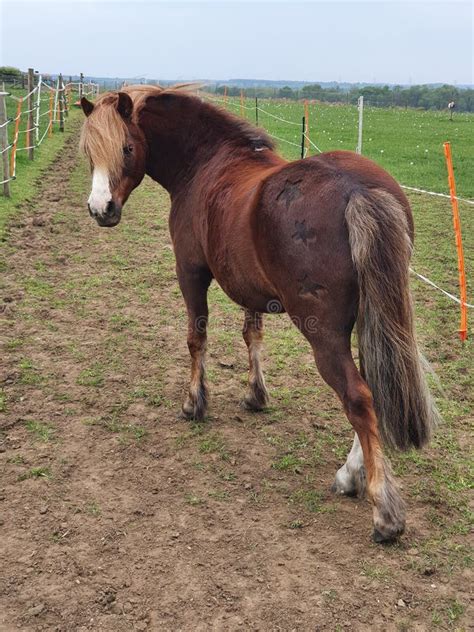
276,179,303,209
292,219,317,245
297,273,326,298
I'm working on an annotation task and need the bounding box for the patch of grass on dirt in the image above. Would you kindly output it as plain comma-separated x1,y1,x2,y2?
5,338,23,350
141,389,172,409
25,420,55,442
23,277,55,299
360,561,392,581
175,423,205,448
18,466,51,481
109,313,138,332
288,519,304,529
81,403,148,442
184,493,204,506
321,589,338,602
218,470,236,482
85,501,101,516
431,598,466,628
198,432,229,459
77,363,104,388
96,416,148,442
290,489,327,513
0,389,6,412
272,453,304,473
18,358,43,385
208,489,231,501
7,454,26,465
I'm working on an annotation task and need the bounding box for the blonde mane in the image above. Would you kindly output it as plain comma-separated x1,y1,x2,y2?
79,83,200,184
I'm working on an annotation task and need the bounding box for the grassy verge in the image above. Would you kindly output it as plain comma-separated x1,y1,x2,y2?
0,107,82,240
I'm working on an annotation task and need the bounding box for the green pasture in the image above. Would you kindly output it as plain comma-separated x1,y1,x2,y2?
225,96,474,199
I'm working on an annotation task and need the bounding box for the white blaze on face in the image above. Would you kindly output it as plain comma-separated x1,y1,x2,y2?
88,168,112,217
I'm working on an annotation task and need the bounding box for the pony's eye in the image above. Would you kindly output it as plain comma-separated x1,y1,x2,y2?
123,144,133,155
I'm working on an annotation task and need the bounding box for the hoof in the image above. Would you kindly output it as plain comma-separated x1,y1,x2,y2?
240,396,266,412
372,526,405,544
331,482,358,497
180,401,206,422
372,527,403,544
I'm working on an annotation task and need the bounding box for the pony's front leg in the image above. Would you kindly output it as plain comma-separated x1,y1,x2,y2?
178,265,212,421
241,310,269,411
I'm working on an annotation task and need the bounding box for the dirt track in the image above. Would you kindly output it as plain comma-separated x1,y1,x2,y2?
0,121,472,631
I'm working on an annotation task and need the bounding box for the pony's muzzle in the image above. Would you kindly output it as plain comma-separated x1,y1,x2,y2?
88,200,122,227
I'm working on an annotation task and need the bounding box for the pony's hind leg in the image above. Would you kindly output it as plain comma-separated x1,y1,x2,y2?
241,310,269,411
177,265,212,421
302,328,405,542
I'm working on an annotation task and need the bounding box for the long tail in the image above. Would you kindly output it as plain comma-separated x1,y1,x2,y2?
345,188,440,451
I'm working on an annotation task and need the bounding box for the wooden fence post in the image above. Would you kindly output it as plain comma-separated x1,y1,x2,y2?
79,72,84,99
10,98,22,176
0,92,11,197
27,68,35,160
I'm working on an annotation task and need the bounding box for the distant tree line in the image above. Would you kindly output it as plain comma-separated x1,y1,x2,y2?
215,83,473,112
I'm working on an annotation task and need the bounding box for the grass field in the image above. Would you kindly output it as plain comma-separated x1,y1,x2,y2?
0,93,472,630
221,96,474,198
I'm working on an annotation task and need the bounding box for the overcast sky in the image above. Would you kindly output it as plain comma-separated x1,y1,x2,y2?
1,1,472,85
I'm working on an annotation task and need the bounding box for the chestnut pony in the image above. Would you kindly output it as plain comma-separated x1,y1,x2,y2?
80,85,438,542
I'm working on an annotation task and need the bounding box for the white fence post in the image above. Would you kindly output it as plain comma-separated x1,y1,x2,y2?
53,77,59,124
0,92,11,197
356,95,364,155
27,68,35,160
35,75,42,144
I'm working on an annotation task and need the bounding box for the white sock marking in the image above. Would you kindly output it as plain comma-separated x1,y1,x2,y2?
334,433,364,493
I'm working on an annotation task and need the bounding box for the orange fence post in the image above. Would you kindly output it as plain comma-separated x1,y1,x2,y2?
10,98,22,176
304,99,310,157
443,141,468,341
48,91,54,136
240,89,244,117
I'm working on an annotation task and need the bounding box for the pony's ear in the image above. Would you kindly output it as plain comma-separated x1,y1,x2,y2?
117,92,133,119
81,97,94,117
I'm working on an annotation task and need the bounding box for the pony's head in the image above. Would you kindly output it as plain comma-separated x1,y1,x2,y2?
79,92,146,227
